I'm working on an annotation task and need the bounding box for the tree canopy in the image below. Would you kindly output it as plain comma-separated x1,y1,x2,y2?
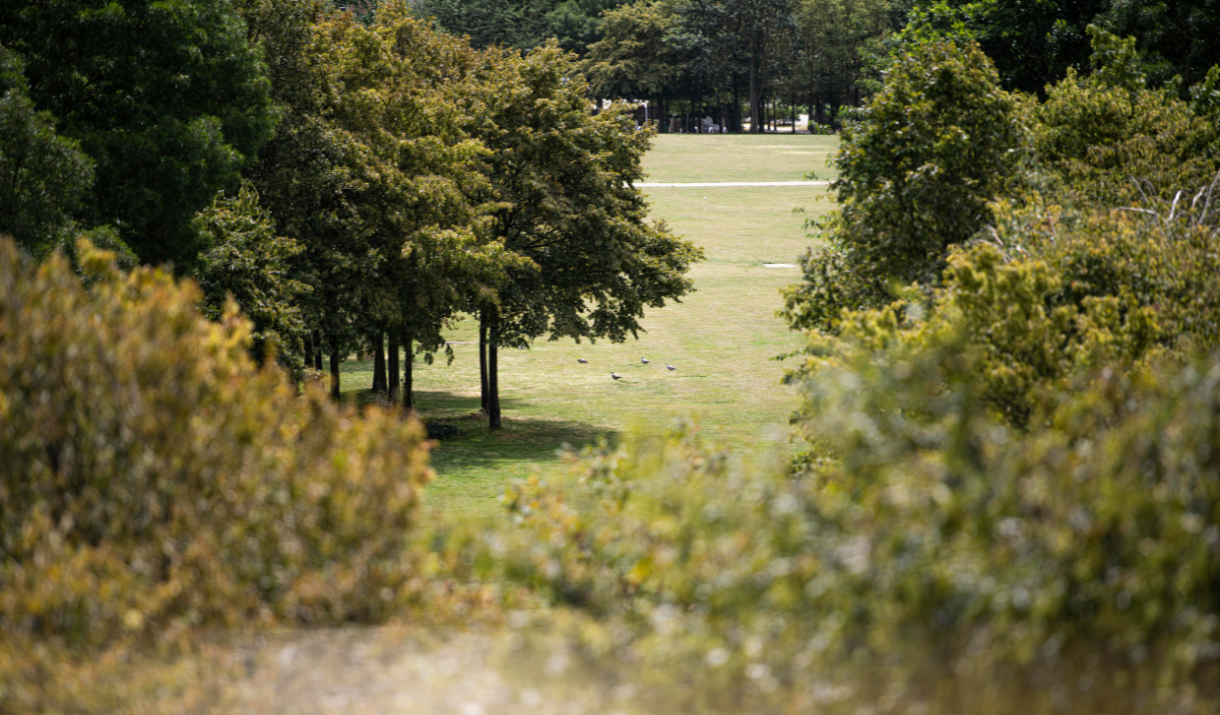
464,43,702,428
0,0,277,269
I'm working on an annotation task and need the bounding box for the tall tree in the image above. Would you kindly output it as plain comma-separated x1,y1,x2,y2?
790,0,896,126
465,44,702,430
330,5,521,406
0,44,94,258
420,0,559,49
239,0,376,397
1098,0,1220,91
897,0,1107,95
581,0,689,101
678,0,796,132
0,0,277,269
420,0,629,54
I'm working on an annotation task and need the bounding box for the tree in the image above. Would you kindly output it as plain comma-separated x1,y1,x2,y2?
420,0,629,55
546,0,633,55
677,0,796,133
1098,0,1220,91
791,0,896,127
897,0,1107,95
781,38,1024,333
419,0,559,49
239,0,378,398
334,5,520,408
240,1,518,402
192,182,308,369
582,0,689,100
1032,27,1220,204
0,0,277,270
0,45,94,258
464,45,702,430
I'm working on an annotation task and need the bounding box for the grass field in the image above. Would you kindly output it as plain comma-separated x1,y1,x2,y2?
341,133,838,514
640,132,840,183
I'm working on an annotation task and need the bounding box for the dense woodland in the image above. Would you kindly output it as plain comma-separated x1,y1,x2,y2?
4,0,1220,712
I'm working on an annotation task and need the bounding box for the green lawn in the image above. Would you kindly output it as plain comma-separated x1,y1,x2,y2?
341,134,838,515
641,133,840,183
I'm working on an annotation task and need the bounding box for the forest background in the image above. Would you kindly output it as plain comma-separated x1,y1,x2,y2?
4,0,1220,713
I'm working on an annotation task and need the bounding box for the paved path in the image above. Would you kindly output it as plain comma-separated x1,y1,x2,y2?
636,180,830,188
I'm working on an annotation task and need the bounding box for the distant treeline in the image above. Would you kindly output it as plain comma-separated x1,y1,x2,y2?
411,0,1219,132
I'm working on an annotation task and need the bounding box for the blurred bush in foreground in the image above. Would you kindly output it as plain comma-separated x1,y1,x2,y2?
0,237,495,710
498,337,1220,712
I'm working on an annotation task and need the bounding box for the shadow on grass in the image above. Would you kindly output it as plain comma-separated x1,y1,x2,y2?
414,391,615,468
417,390,618,514
346,387,616,512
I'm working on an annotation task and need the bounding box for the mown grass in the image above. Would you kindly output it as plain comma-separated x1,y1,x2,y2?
341,135,838,515
640,132,840,183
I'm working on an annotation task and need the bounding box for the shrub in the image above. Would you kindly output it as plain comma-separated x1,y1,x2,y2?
0,237,440,655
494,342,1220,713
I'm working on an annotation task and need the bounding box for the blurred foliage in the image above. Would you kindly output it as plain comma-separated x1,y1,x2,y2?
0,236,502,710
491,334,1220,710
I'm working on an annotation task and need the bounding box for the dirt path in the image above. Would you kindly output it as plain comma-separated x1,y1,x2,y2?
208,628,625,715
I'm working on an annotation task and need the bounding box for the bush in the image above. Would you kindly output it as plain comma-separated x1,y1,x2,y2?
493,341,1220,713
0,237,442,654
789,196,1220,428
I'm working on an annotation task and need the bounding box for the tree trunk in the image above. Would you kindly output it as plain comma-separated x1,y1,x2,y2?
487,315,502,431
304,332,314,370
791,103,796,134
403,336,414,413
372,332,386,393
479,310,489,413
748,55,761,133
329,338,341,400
388,331,400,404
313,330,323,371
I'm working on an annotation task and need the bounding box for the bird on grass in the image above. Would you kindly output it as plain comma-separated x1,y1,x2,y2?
667,364,676,370
577,358,588,363
641,357,650,364
611,372,623,380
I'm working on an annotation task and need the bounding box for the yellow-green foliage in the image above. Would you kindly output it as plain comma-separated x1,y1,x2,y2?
790,197,1220,427
0,237,437,651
